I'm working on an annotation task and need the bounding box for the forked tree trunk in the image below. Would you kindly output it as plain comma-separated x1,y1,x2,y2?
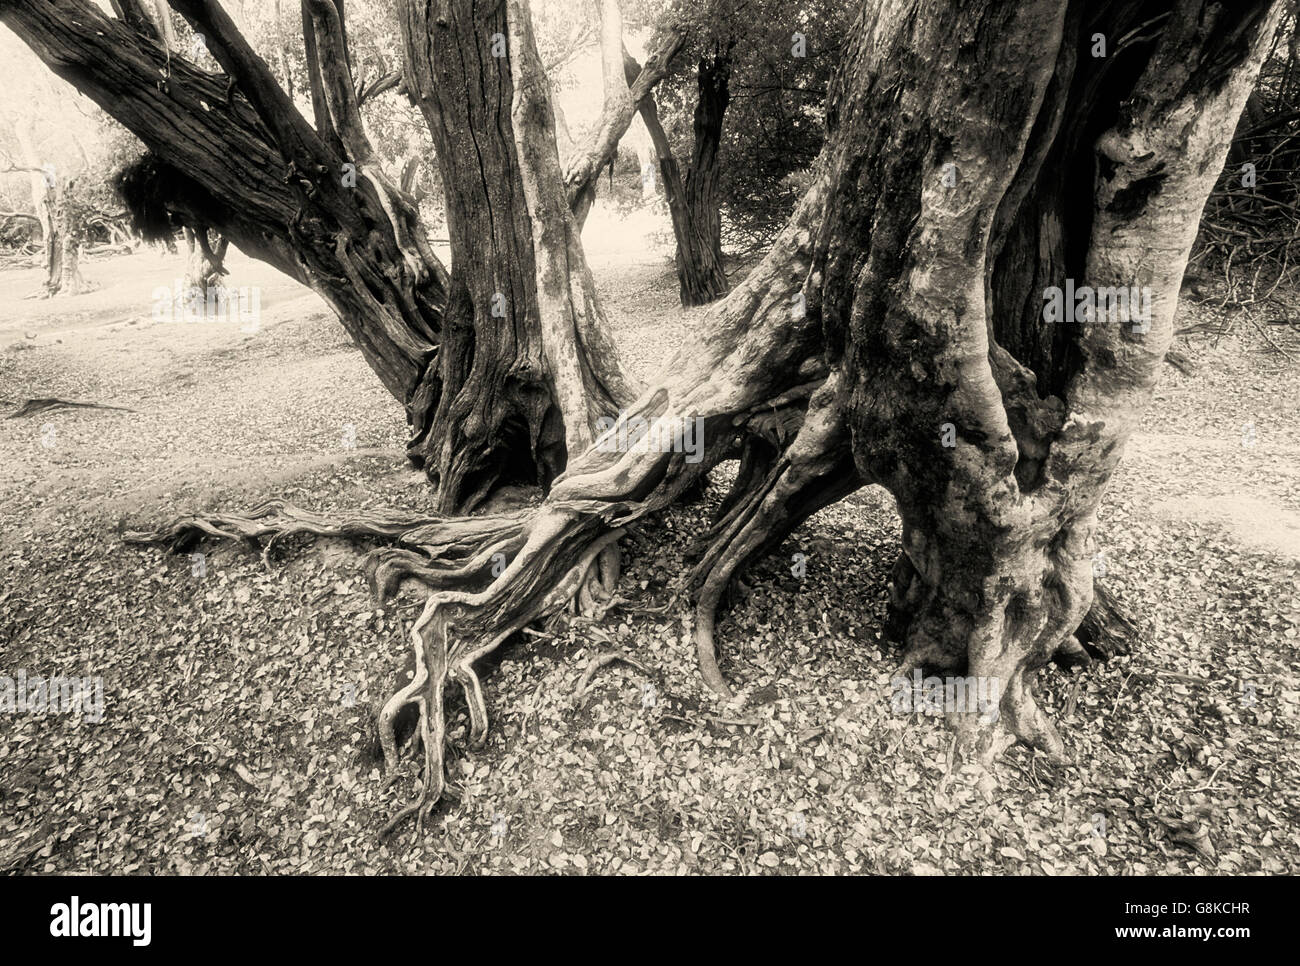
396,0,638,511
633,48,732,306
561,2,683,227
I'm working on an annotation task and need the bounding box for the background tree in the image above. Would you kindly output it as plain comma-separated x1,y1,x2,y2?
626,0,851,304
0,34,117,295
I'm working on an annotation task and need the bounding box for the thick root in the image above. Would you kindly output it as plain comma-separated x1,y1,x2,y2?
374,519,628,834
690,375,860,698
889,523,1102,767
124,500,467,556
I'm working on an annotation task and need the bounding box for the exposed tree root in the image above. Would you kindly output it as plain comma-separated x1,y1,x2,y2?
374,520,628,835
7,397,136,419
571,649,651,707
122,498,521,564
1073,584,1139,663
689,374,860,698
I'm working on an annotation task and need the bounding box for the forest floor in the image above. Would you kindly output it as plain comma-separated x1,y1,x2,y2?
1,242,1298,875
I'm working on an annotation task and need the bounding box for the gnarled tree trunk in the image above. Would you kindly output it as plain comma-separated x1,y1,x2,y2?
396,0,638,511
820,0,1281,760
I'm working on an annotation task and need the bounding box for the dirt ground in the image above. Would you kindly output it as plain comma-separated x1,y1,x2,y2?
1,244,1297,874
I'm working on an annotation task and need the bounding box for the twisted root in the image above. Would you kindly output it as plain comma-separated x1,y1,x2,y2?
374,517,627,835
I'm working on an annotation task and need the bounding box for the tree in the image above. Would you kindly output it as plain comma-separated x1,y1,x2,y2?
4,0,1280,832
632,2,736,305
0,34,111,295
0,0,670,513
625,0,850,304
711,0,851,252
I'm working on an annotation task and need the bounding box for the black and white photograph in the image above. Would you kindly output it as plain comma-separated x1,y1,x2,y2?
0,0,1295,925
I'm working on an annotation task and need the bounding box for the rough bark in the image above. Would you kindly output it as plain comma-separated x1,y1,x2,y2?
631,47,731,307
395,0,637,511
818,0,1282,761
678,48,732,306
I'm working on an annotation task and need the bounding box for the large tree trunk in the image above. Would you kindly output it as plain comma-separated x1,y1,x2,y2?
818,0,1281,760
395,0,638,512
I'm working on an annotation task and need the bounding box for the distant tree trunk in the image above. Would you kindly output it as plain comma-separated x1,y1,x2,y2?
677,49,731,305
183,226,228,300
43,176,89,297
632,46,732,306
9,119,66,296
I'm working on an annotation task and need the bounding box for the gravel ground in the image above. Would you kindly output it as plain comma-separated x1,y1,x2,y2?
1,247,1297,875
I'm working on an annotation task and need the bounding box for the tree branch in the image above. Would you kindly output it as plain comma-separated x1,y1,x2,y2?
563,4,684,224
167,0,338,180
304,0,368,157
357,70,404,106
300,0,338,145
108,0,163,41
